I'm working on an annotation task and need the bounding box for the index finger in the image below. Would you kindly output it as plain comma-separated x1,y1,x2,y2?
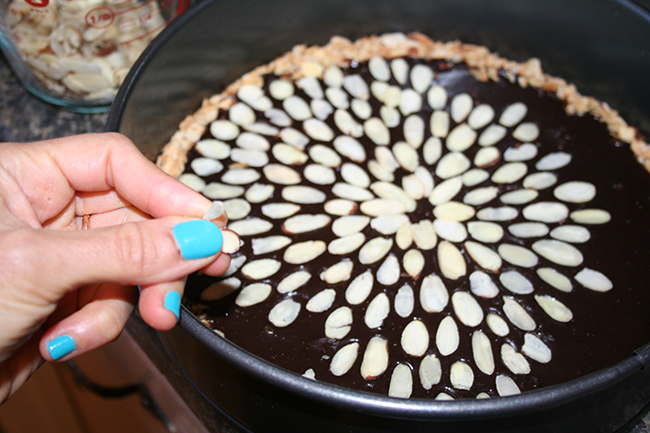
45,133,212,219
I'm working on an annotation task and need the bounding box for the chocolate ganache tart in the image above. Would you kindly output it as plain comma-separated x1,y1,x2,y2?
157,33,650,400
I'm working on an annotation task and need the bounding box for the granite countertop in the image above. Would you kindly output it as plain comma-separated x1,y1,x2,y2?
1,53,650,433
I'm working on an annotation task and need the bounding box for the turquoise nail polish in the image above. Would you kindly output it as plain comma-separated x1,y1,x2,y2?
48,335,76,361
164,291,181,320
173,220,223,260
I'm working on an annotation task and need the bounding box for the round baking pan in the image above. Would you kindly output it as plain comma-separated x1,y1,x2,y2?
107,1,650,432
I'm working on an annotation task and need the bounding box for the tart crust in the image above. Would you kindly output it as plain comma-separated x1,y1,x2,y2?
158,32,650,177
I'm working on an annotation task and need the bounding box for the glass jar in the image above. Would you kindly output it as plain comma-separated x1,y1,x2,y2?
0,0,190,112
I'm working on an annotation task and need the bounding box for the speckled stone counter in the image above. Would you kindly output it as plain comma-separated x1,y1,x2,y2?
1,53,650,433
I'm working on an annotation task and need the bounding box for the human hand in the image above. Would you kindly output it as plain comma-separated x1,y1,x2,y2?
0,133,230,403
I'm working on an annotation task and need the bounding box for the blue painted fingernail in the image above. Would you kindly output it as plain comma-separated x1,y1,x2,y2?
164,291,181,320
173,219,223,259
48,335,76,361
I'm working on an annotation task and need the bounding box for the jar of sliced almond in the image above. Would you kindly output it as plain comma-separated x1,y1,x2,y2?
0,0,191,112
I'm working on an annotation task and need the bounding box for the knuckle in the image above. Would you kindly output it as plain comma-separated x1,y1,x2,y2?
113,223,157,275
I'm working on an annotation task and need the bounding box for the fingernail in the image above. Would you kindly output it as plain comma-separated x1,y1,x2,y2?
173,219,223,259
164,291,181,320
48,335,76,361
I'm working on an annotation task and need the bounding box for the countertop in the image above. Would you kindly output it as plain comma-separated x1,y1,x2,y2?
1,53,650,433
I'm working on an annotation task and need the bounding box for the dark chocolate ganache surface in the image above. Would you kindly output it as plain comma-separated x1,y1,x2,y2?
179,58,650,399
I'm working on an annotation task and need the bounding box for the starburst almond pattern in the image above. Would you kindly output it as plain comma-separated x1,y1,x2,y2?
161,33,650,400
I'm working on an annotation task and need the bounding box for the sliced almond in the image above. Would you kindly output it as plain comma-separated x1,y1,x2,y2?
531,239,583,267
486,313,510,337
496,375,521,397
241,258,281,280
391,58,409,84
536,152,572,171
228,217,273,236
272,143,308,165
309,144,342,168
269,79,295,100
476,206,518,221
191,157,224,177
365,293,390,329
364,118,391,145
360,336,389,380
569,209,611,225
395,284,415,318
401,320,429,357
436,316,459,356
498,244,539,268
396,222,414,250
554,181,596,203
277,270,311,294
501,344,531,375
507,222,549,238
334,109,364,137
504,143,538,162
324,199,358,216
328,232,366,255
332,182,375,202
433,219,467,243
268,299,301,328
403,249,425,279
369,57,391,81
341,162,371,188
465,241,502,272
330,342,359,377
400,90,423,117
393,141,419,172
245,183,275,203
201,277,241,301
575,268,613,292
306,289,336,313
320,260,354,284
203,182,245,200
521,333,552,364
469,270,500,299
263,164,301,185
283,95,312,121
427,85,448,109
491,162,528,184
523,172,558,190
473,147,501,168
446,123,477,152
420,274,449,313
550,225,591,243
450,93,473,123
261,203,301,219
196,138,231,159
512,122,539,142
332,215,371,237
359,237,393,265
451,291,484,327
325,306,353,339
430,110,450,139
360,199,407,217
438,241,467,280
467,221,504,243
499,102,527,127
335,136,367,163
326,87,349,109
435,152,471,179
377,254,400,286
536,267,573,293
283,240,326,264
502,297,536,331
468,104,495,129
210,119,240,140
411,220,438,250
419,354,442,390
499,271,534,295
235,283,272,307
429,176,463,205
371,214,410,235
251,235,291,255
472,330,495,375
522,202,568,223
464,186,500,206
283,214,331,234
282,185,327,204
450,361,474,391
343,74,369,100
478,124,507,146
345,270,374,305
500,189,539,205
403,114,425,148
535,295,573,323
389,364,413,399
236,132,270,151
